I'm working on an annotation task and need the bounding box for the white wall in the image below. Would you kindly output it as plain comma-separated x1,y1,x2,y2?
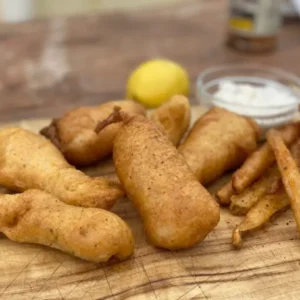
0,0,184,22
1,0,34,22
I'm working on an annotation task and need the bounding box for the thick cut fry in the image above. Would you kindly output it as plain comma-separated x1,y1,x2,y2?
0,127,123,209
150,95,190,146
233,139,300,248
0,190,134,262
215,181,234,206
232,123,300,193
97,109,220,250
178,107,260,185
232,187,289,248
267,130,300,231
230,165,280,215
41,100,145,166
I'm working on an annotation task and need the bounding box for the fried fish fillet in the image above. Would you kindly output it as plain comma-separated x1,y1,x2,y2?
179,107,260,185
97,108,220,250
0,127,123,209
41,100,145,166
0,189,134,262
150,95,190,146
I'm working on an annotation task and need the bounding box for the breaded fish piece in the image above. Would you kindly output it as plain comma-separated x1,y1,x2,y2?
0,189,134,262
0,127,123,209
97,109,220,250
41,100,145,166
179,107,260,185
150,95,190,146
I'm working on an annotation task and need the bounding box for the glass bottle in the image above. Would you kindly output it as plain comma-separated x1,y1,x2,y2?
227,0,282,52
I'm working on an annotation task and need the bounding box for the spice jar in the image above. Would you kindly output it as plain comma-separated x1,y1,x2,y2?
227,0,282,52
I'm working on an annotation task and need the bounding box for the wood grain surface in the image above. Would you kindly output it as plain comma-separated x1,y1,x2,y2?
1,0,300,298
0,106,300,300
0,0,300,122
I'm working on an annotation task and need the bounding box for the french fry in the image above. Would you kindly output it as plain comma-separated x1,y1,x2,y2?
232,187,289,248
230,165,280,215
232,123,300,193
233,139,300,248
267,130,300,231
215,181,234,206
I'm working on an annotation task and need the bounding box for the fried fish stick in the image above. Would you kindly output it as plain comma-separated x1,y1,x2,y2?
267,130,300,231
0,189,134,262
150,95,190,146
41,100,145,166
232,123,300,193
232,187,289,248
178,107,260,185
97,109,220,250
0,127,123,209
230,165,280,215
215,181,234,206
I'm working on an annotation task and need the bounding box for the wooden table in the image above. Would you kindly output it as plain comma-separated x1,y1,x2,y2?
0,0,300,122
1,1,300,299
2,107,300,300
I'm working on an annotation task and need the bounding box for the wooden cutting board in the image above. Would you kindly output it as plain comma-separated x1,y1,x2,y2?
0,106,299,300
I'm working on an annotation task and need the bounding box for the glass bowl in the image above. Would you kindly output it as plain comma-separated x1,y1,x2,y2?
196,65,300,129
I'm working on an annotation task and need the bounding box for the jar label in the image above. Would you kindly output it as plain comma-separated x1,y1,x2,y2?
229,0,281,37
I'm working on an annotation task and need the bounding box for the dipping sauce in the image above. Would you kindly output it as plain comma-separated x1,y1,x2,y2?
213,80,299,128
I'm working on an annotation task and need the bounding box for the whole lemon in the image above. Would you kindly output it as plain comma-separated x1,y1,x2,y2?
126,59,190,108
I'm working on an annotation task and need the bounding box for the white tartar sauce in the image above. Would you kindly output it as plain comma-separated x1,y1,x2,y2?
212,80,299,128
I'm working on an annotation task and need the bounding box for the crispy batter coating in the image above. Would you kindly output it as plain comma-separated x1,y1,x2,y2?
41,100,145,166
0,127,123,209
103,112,220,250
232,123,300,193
178,107,260,185
0,190,134,262
150,95,190,146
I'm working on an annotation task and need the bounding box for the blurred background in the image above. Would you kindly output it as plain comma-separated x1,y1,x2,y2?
0,0,300,22
1,0,300,122
0,0,186,22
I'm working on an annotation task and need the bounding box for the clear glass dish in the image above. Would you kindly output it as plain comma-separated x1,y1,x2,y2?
196,64,300,129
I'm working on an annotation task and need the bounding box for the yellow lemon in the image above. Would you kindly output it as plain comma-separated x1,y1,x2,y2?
126,59,190,108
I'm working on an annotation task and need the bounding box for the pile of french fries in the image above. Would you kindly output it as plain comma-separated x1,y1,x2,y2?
216,123,300,248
